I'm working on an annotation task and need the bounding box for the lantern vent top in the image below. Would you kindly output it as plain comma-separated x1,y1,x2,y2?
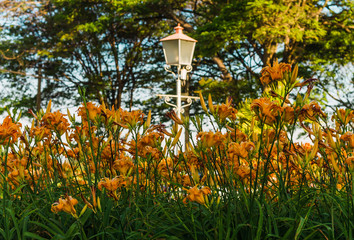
160,23,197,42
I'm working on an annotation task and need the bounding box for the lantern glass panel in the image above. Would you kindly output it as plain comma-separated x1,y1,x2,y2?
162,40,179,65
179,40,195,65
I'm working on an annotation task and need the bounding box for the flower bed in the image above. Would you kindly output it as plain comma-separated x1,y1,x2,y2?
0,62,353,239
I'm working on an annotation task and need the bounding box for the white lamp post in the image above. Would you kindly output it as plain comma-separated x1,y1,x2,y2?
157,24,199,127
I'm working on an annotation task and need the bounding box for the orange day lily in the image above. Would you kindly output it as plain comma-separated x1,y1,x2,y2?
332,109,354,127
215,101,238,122
98,177,120,192
345,156,354,172
121,109,144,128
41,110,70,136
0,116,22,144
228,141,255,159
299,102,326,122
184,186,211,205
77,102,102,123
51,195,79,218
260,59,291,85
197,131,226,148
340,132,354,148
251,98,282,125
113,157,134,176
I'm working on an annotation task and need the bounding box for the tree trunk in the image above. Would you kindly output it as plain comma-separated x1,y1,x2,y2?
263,42,278,66
116,80,125,109
36,64,42,112
212,56,233,81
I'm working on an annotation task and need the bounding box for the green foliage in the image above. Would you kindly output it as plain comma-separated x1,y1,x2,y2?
0,0,353,116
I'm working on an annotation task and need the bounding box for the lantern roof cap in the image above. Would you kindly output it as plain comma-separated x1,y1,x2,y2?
160,24,197,42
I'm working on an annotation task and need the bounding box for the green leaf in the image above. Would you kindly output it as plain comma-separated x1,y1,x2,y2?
29,220,63,236
6,207,21,240
64,222,80,239
23,232,47,240
255,199,264,240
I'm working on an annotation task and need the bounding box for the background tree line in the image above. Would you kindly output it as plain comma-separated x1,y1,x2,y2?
0,0,353,118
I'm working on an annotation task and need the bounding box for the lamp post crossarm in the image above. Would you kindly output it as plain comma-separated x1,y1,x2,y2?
156,94,199,100
156,94,200,114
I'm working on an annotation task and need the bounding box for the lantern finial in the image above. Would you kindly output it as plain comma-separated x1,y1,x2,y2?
174,23,183,34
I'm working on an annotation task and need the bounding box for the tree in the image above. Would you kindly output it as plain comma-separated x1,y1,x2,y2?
1,0,352,116
1,0,169,113
38,0,171,109
0,0,69,115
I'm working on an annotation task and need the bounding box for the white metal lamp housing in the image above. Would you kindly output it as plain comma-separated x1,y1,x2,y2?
160,24,197,66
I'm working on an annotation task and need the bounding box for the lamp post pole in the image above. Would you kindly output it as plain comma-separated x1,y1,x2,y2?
176,65,182,120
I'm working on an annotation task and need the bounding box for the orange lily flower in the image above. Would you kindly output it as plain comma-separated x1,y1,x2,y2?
51,195,79,218
184,186,211,205
121,109,144,128
299,102,326,122
77,102,102,122
98,177,120,192
260,59,291,85
345,156,354,171
251,98,282,125
0,116,22,144
113,158,134,176
41,111,70,136
332,109,354,127
228,142,255,159
215,101,237,122
197,131,226,149
340,132,354,148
